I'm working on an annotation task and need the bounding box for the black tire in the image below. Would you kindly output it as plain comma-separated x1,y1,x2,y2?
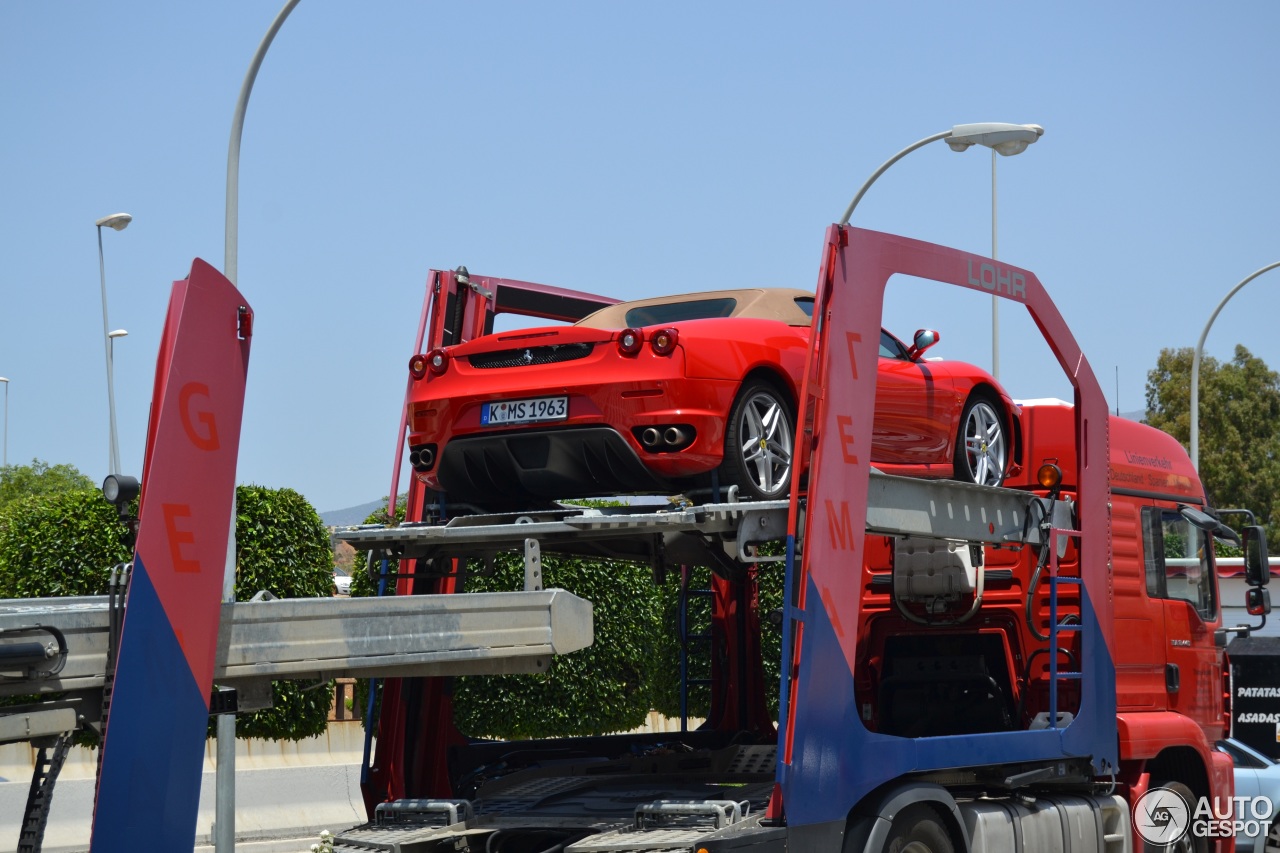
953,392,1009,487
881,804,955,853
1143,782,1207,853
719,379,795,500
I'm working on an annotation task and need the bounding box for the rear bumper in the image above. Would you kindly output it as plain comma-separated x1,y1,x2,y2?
435,426,674,503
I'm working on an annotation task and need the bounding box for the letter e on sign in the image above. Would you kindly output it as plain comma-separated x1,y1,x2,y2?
179,383,220,451
836,415,859,464
163,503,201,574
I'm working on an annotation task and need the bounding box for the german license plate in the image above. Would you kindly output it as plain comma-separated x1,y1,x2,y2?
481,396,569,426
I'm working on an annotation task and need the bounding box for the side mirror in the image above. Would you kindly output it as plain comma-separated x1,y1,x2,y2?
1244,525,1270,587
906,329,940,360
1246,587,1271,617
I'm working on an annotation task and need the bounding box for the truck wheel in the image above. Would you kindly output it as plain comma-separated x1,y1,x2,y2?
882,804,954,853
1144,782,1207,853
720,379,795,500
953,392,1008,487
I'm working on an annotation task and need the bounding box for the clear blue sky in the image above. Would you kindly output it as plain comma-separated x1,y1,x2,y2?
2,2,1278,513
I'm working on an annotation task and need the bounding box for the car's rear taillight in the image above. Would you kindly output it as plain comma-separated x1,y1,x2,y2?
618,328,643,356
650,328,679,356
427,348,450,376
409,354,428,380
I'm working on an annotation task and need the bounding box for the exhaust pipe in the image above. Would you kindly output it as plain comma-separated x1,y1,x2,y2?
409,444,437,471
641,428,661,448
664,427,687,446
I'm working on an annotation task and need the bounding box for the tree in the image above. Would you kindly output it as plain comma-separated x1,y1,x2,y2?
1146,345,1280,542
0,459,95,511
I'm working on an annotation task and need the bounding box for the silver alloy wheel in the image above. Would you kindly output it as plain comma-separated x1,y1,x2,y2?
738,390,794,496
961,400,1007,487
1266,817,1280,853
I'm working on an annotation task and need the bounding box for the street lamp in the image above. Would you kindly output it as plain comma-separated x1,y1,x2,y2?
839,123,1044,226
96,213,132,477
838,123,1044,380
108,329,128,474
1190,261,1280,471
0,377,8,468
219,4,300,850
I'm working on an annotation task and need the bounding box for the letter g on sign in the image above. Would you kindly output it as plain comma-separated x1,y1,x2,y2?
179,382,220,451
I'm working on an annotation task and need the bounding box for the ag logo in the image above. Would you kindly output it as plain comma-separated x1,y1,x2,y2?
1134,786,1191,846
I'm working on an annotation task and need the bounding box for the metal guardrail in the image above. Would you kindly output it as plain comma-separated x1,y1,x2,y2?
0,589,592,700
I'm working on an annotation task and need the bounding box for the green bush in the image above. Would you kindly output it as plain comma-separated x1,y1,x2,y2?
0,489,131,597
0,483,334,742
452,551,661,738
649,557,785,721
349,497,663,737
233,485,334,600
347,497,785,738
223,485,335,741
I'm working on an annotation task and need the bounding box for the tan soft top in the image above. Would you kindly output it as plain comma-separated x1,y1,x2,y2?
575,288,814,329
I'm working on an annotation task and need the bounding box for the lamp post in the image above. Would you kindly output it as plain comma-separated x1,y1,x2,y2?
219,4,301,850
96,212,132,477
991,150,999,379
0,377,9,468
1189,261,1280,471
837,124,1042,382
839,123,1044,226
108,329,128,473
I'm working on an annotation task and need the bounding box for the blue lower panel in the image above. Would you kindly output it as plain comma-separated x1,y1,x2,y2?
91,556,211,852
779,576,1118,829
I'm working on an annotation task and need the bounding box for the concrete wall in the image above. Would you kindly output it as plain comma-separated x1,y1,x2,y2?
0,709,701,853
0,721,369,853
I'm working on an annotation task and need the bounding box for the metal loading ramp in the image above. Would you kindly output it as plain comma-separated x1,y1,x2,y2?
330,746,780,853
0,589,593,732
336,471,1072,568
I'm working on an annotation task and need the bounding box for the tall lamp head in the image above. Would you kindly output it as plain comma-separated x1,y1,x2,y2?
95,213,133,231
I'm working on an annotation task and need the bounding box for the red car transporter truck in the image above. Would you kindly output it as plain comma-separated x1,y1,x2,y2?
339,227,1271,853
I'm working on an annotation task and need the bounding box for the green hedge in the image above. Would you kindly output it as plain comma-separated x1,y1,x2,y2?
0,484,334,742
350,498,784,738
453,551,660,738
222,485,335,741
0,490,131,597
649,557,785,721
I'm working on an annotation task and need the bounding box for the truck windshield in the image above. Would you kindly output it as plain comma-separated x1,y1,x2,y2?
1144,507,1217,620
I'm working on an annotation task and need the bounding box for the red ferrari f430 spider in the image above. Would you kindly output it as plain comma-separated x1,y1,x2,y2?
405,287,1019,507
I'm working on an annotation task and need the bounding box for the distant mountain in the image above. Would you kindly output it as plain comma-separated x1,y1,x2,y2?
320,499,387,528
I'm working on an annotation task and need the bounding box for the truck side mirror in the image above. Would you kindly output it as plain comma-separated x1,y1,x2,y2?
1244,525,1270,587
1247,587,1271,616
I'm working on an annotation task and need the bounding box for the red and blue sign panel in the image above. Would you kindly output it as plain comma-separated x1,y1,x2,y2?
776,227,1116,829
91,259,251,852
